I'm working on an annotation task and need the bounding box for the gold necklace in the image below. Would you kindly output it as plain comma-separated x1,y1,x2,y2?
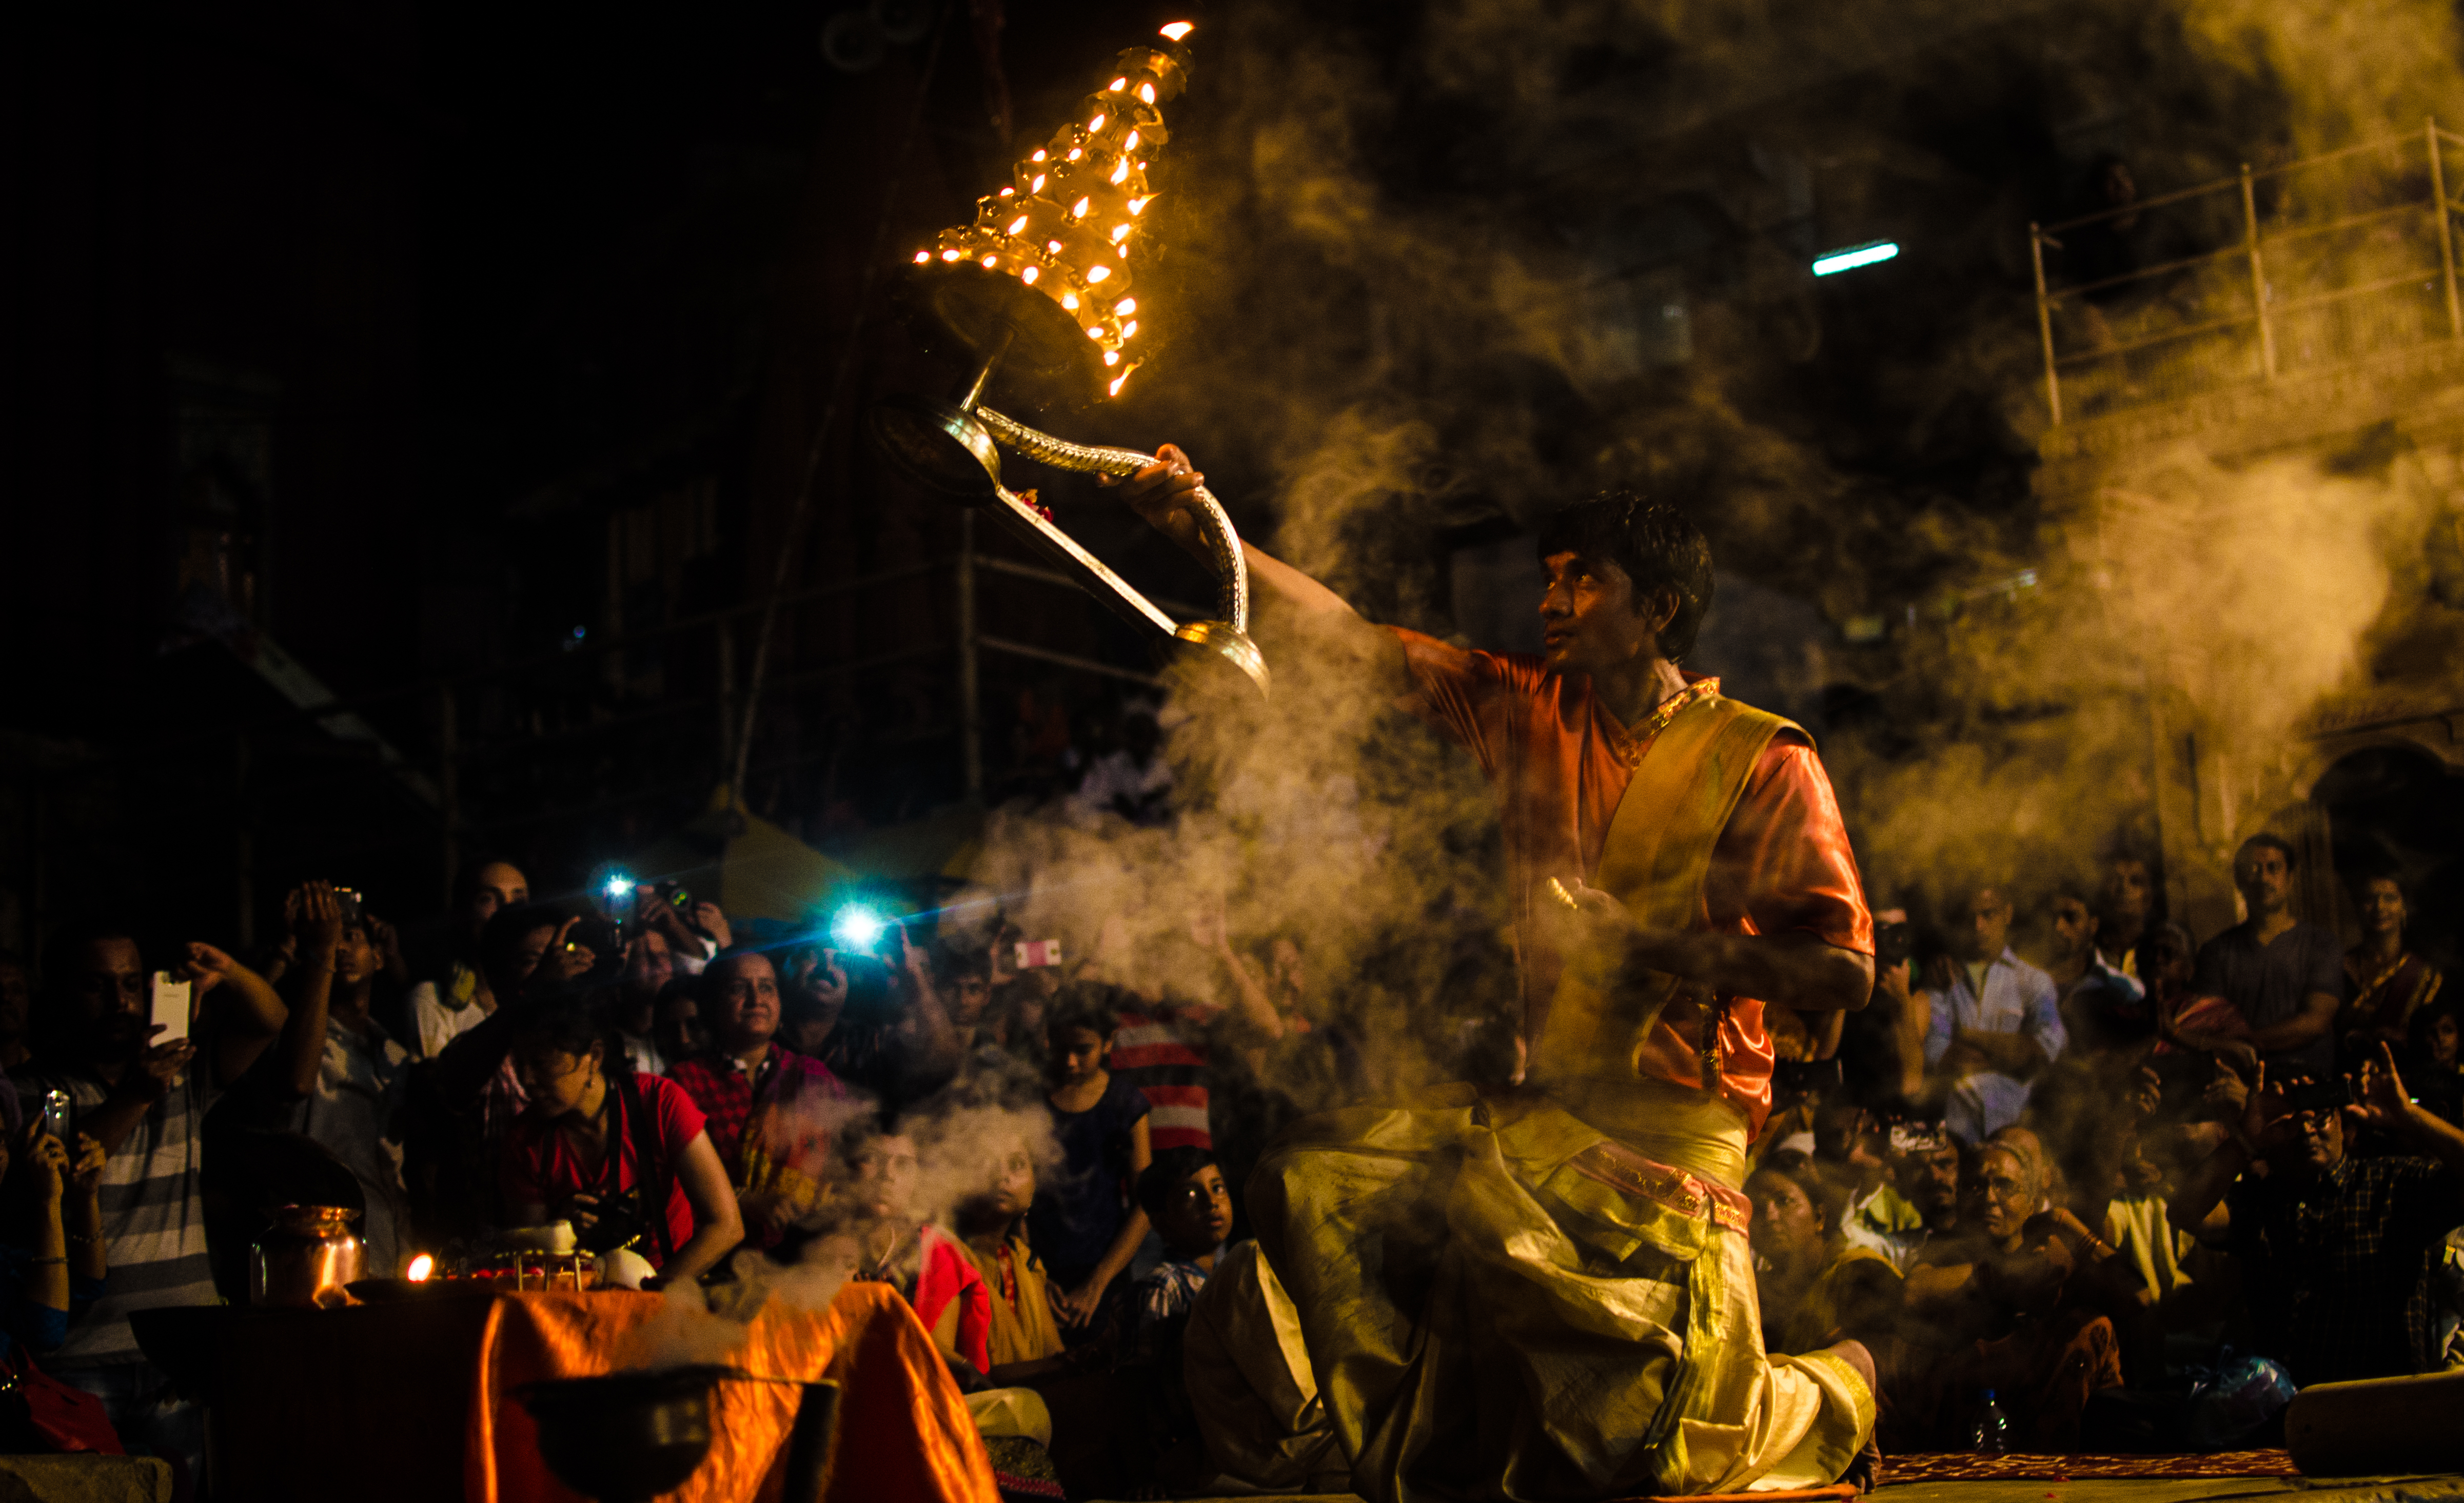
1612,676,1723,767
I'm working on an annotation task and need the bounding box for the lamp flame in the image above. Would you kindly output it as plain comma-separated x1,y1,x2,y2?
1090,113,1107,131
407,1254,435,1282
1086,264,1112,282
1032,173,1047,191
1128,196,1151,214
1071,196,1091,217
1109,371,1130,396
1031,149,1047,162
1021,265,1039,284
1125,130,1139,151
1007,215,1030,234
1111,224,1132,242
1110,159,1130,185
1110,76,1128,91
1103,349,1120,365
981,254,999,268
1139,82,1157,104
1122,320,1138,337
1159,22,1194,40
914,251,930,263
1114,298,1136,314
1061,292,1079,309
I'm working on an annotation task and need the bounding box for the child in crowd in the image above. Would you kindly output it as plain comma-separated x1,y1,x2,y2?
1130,1148,1233,1357
1027,987,1151,1345
1126,1146,1235,1493
830,1121,992,1378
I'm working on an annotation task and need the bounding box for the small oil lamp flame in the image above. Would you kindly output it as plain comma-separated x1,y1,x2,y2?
406,1253,435,1282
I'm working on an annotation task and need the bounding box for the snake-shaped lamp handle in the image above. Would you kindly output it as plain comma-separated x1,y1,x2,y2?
974,405,1249,635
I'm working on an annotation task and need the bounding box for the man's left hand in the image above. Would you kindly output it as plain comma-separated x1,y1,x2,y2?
2345,1041,2418,1138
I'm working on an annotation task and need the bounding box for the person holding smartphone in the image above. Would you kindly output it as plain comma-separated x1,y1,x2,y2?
0,1116,109,1361
11,918,288,1483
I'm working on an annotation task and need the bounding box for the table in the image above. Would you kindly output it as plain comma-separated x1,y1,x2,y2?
135,1282,998,1503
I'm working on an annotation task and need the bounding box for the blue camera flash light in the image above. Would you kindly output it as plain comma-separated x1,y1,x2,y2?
830,904,888,951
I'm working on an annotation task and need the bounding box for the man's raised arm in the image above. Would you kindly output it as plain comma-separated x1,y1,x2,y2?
1111,445,1409,693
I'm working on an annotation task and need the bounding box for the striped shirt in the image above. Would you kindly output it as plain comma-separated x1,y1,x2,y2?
9,1062,221,1367
1112,1008,1213,1152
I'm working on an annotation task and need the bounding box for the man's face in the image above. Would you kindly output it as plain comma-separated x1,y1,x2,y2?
2429,1013,2459,1067
1897,1142,1961,1225
2273,1101,2345,1174
333,924,380,987
1538,550,1666,680
2358,878,2406,940
1956,889,2014,962
851,1136,920,1220
951,973,991,1028
709,954,779,1052
0,962,30,1041
2235,845,2294,918
623,931,675,1003
1967,1148,2034,1244
1155,1163,1234,1252
2103,860,2152,925
64,938,148,1055
2050,897,2098,961
467,862,529,934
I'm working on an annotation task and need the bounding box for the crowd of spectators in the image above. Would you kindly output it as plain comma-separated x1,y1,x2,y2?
1,813,2459,1495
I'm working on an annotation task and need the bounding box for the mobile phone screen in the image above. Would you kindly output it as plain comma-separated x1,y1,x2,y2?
150,973,193,1044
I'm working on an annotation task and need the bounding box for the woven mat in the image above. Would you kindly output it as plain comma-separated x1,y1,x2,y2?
1880,1451,2300,1483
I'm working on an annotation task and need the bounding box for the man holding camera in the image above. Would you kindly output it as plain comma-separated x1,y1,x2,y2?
2170,1046,2464,1383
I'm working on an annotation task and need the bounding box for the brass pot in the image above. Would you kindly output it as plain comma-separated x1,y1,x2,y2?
249,1204,364,1308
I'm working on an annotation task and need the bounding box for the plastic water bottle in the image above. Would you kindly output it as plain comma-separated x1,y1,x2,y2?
1970,1389,2012,1454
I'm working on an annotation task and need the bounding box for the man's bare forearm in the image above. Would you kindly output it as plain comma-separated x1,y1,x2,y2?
1629,928,1874,1012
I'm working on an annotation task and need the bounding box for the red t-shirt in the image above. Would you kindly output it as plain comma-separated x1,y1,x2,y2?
1394,629,1873,1132
502,1073,707,1266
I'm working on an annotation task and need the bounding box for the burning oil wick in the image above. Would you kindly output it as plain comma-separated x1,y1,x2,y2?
906,21,1195,401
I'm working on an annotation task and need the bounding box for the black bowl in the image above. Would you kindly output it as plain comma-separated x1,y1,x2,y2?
516,1364,732,1503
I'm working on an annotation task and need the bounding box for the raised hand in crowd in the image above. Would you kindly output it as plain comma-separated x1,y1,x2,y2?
276,882,346,1099
539,917,598,986
893,922,961,1075
2347,1041,2464,1175
688,901,731,951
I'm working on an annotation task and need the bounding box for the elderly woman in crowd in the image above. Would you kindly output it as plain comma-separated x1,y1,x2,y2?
501,997,742,1287
1888,1139,2124,1451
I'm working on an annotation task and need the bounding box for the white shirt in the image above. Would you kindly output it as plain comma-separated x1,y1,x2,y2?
1924,946,2065,1142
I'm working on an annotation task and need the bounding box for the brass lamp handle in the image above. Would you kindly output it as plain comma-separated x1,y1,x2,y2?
973,405,1249,635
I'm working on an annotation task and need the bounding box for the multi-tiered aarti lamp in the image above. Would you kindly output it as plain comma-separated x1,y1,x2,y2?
868,22,1266,696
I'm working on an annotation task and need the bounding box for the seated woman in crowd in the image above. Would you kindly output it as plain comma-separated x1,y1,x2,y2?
0,1117,107,1365
501,998,742,1286
820,1121,990,1377
1746,1150,1901,1357
1887,1140,2123,1451
1027,988,1151,1347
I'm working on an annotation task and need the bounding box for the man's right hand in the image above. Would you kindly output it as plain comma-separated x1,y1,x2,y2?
113,1035,198,1108
1101,443,1208,556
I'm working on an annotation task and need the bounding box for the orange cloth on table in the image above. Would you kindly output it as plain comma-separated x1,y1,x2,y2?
467,1281,1000,1503
1393,630,1873,1134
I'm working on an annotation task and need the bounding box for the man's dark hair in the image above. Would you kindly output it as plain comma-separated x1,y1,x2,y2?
2235,833,2297,872
1136,1146,1220,1220
1535,491,1716,663
40,918,141,995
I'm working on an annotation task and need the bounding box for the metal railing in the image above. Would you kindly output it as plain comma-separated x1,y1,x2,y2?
2030,119,2464,424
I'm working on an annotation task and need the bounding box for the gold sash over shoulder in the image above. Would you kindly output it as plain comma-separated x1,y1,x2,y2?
1537,691,1793,1083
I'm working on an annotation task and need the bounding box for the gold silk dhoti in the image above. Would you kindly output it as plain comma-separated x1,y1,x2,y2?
1191,1081,1872,1501
1187,690,1875,1500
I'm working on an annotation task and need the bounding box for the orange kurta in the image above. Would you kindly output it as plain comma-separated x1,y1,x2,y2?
1395,630,1872,1133
468,1281,999,1503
